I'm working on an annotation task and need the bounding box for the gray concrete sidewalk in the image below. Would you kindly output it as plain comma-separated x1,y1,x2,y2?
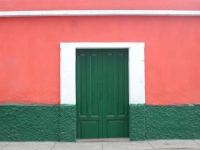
1,140,200,150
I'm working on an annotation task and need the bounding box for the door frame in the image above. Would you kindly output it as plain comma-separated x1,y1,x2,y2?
60,42,145,105
76,48,129,138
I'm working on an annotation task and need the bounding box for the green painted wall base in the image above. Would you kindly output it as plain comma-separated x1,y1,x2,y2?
0,104,76,141
1,104,200,141
129,104,145,141
130,104,200,141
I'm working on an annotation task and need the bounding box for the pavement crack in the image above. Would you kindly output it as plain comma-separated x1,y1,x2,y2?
193,140,200,145
147,141,155,150
50,142,56,150
1,142,9,150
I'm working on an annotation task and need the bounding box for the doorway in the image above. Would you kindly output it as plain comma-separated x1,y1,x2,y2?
76,49,129,139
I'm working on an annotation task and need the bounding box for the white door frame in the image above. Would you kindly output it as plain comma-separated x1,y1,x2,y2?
60,42,145,105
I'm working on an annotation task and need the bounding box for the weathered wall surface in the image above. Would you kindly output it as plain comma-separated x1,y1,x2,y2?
130,104,200,141
0,105,76,141
0,16,200,105
0,0,200,141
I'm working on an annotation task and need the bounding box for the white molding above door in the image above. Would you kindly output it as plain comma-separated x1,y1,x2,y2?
1,10,200,17
60,42,145,104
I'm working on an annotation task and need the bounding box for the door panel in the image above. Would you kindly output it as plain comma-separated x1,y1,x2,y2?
81,121,99,138
76,50,101,138
107,120,124,138
77,49,128,139
103,50,128,138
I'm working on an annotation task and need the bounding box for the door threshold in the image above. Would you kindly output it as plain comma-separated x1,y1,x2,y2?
77,138,129,142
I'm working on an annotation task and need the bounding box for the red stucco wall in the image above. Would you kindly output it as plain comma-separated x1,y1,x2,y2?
0,16,200,105
0,0,200,10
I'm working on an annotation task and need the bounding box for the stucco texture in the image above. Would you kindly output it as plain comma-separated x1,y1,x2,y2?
1,16,200,105
130,104,200,141
129,104,145,141
0,105,76,141
0,0,199,10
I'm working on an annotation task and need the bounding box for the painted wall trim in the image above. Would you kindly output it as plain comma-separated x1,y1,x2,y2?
60,42,145,105
0,10,200,17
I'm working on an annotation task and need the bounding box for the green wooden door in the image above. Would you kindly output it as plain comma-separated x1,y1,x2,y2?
76,49,129,139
